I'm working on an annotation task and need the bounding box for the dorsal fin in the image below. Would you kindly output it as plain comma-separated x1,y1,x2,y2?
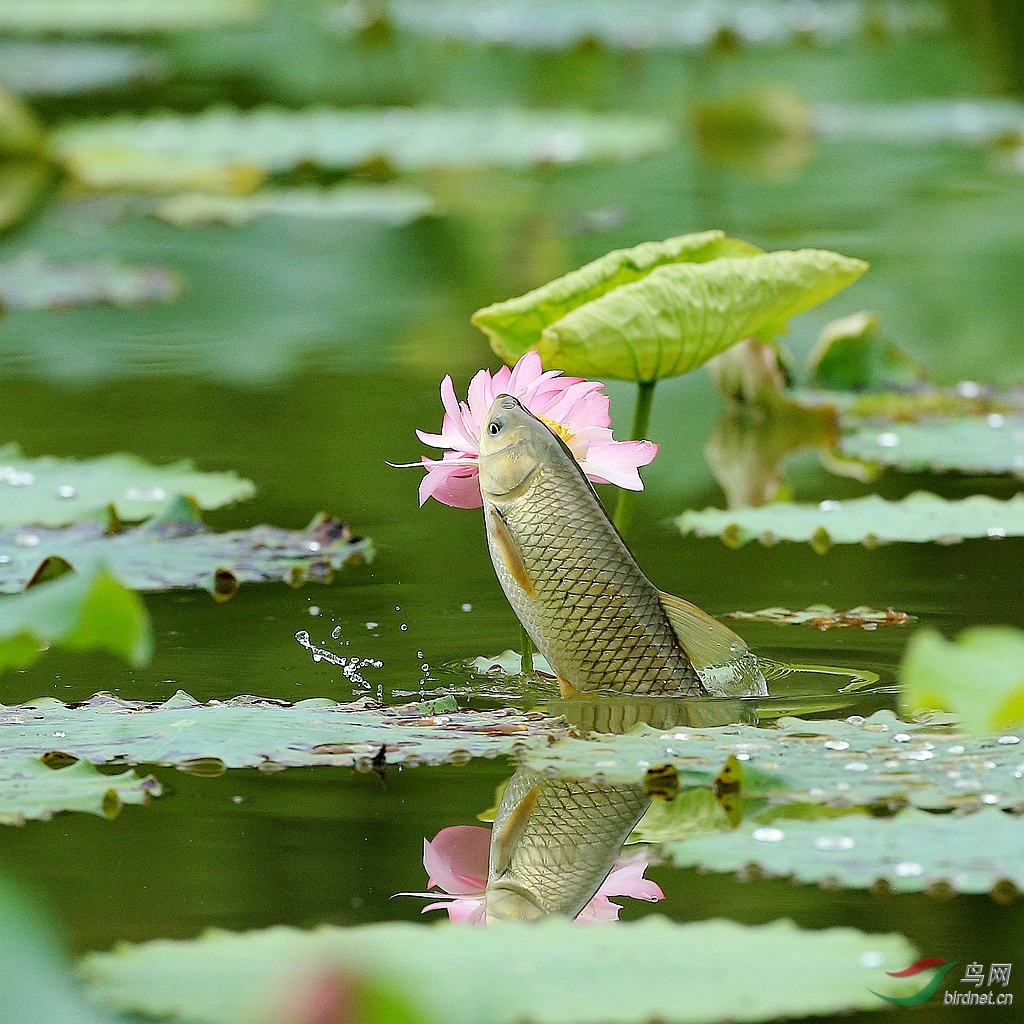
489,785,540,877
486,508,537,599
658,591,769,697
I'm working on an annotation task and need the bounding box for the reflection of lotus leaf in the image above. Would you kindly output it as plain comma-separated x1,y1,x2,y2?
80,916,917,1023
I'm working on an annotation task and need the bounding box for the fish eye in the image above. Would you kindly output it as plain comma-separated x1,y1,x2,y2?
488,419,502,436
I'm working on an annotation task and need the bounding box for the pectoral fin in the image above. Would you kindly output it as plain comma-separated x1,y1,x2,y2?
658,591,767,697
487,508,537,599
490,785,540,876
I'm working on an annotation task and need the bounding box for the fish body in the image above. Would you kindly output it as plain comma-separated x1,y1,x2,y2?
478,395,764,697
484,768,650,922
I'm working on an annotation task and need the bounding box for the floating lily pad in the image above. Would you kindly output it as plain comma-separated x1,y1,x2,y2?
80,917,916,1024
677,492,1024,550
664,807,1024,899
0,40,167,97
153,185,434,227
722,606,915,630
0,444,255,526
474,233,866,383
0,757,160,826
0,255,182,310
352,1,943,50
523,711,1024,812
0,564,151,675
839,415,1024,477
0,690,566,770
0,501,374,597
49,107,675,193
901,626,1024,733
0,0,262,33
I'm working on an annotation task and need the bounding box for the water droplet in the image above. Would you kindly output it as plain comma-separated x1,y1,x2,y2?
461,603,473,612
987,527,1007,539
14,532,40,546
901,749,934,761
304,540,322,552
876,431,900,448
53,731,66,738
956,380,981,398
752,827,785,843
997,735,1020,745
1,468,35,486
232,795,244,804
814,836,855,851
844,761,869,772
56,484,77,499
308,606,320,616
860,951,885,969
893,733,911,742
987,413,1005,428
846,715,865,726
894,861,923,877
400,623,408,631
735,752,751,761
395,605,401,612
0,555,9,564
981,793,1000,805
124,486,167,502
946,744,966,754
818,499,841,512
366,621,379,630
824,740,850,751
331,625,343,639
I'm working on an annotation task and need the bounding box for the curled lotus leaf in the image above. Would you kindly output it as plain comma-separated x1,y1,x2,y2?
0,498,373,597
474,235,866,383
0,756,160,826
677,491,1024,549
0,564,151,675
664,807,1024,899
0,445,255,527
0,690,567,770
900,626,1024,733
80,917,916,1024
839,414,1024,477
523,710,1024,812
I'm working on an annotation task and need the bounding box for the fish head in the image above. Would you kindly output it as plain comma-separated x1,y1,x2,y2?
484,880,548,922
478,395,556,501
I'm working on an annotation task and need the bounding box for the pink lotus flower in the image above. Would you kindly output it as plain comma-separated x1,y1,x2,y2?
414,351,658,508
396,825,664,924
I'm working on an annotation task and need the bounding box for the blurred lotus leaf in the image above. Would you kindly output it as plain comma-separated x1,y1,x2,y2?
722,605,915,630
664,806,1024,898
677,491,1024,551
0,40,168,97
0,159,50,233
0,0,263,34
0,444,254,526
0,497,374,598
49,106,676,193
839,413,1024,477
80,916,916,1024
900,626,1024,733
808,312,929,391
0,562,151,675
473,232,867,382
0,84,44,157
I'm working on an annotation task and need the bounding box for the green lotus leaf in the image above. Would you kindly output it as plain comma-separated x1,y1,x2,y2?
475,240,866,383
49,106,675,193
0,255,182,310
80,917,916,1024
0,40,168,98
0,757,160,825
0,563,151,674
900,626,1024,733
807,312,929,391
0,159,50,233
0,501,373,596
677,491,1024,550
0,444,255,526
0,84,45,157
0,690,567,770
362,1,938,50
0,0,262,34
523,710,1024,811
664,807,1024,898
839,414,1024,477
153,185,434,227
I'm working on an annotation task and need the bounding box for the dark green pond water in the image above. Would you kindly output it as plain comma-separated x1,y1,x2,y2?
1,3,1023,1021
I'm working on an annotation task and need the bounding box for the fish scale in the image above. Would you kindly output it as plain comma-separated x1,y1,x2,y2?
485,430,704,696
